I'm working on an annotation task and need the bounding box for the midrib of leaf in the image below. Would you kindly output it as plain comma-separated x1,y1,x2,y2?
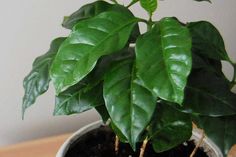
129,62,135,145
159,22,177,97
186,86,234,108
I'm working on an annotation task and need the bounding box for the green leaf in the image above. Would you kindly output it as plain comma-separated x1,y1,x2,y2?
192,51,224,77
54,83,104,115
180,70,236,116
22,37,66,117
54,47,135,116
50,11,139,94
136,17,192,105
62,1,140,43
149,103,192,153
188,21,230,61
140,0,158,15
103,59,157,150
62,1,112,29
193,115,236,156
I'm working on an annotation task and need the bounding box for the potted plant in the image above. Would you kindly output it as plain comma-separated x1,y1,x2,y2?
22,0,236,156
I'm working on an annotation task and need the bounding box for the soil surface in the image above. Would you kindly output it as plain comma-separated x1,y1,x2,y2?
65,125,208,157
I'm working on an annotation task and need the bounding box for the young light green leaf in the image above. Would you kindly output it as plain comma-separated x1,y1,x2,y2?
54,83,104,115
136,17,192,105
149,103,192,153
50,11,139,94
22,37,66,117
193,115,236,156
188,21,230,61
140,0,158,15
180,70,236,116
103,59,157,150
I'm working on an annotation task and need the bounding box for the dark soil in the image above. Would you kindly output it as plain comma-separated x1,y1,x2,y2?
65,125,208,157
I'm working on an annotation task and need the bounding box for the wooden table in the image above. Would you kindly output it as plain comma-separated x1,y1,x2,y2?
0,133,235,157
0,134,71,157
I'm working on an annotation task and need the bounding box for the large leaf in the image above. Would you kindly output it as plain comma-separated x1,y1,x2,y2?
188,21,230,61
193,115,236,156
180,70,236,116
136,17,192,105
140,0,158,15
54,47,134,116
50,11,139,94
103,59,157,149
54,83,103,115
149,103,192,153
62,1,140,43
22,37,66,117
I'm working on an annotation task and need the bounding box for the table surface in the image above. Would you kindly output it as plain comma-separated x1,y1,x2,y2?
0,133,235,157
0,134,71,157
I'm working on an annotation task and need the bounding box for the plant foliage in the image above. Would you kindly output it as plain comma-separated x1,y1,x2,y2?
22,0,236,156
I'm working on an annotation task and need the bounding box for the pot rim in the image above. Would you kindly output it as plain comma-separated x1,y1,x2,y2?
56,120,223,157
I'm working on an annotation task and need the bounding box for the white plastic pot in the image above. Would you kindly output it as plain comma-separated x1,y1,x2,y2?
56,120,223,157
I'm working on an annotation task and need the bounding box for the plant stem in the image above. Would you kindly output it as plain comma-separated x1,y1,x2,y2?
127,0,139,8
147,16,153,31
229,60,236,89
139,137,149,157
190,130,205,157
115,135,119,154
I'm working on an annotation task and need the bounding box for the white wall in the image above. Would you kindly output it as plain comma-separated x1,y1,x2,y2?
0,0,235,146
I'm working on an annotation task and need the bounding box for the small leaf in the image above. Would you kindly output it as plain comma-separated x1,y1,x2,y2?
140,0,158,15
22,37,66,117
54,83,104,115
50,11,139,94
180,70,236,116
136,17,192,105
149,103,192,153
103,59,157,150
193,115,236,156
188,21,230,61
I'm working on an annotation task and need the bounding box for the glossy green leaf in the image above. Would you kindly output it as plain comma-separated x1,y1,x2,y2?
149,103,192,153
54,83,103,115
136,17,192,105
62,1,112,29
103,59,157,150
180,70,236,116
50,11,139,94
22,37,66,117
188,21,230,61
140,0,158,15
62,1,140,43
54,47,134,116
193,115,236,156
